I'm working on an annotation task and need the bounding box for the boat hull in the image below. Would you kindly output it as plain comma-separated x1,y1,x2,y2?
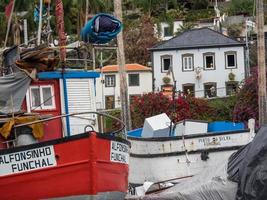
0,132,130,200
129,130,253,184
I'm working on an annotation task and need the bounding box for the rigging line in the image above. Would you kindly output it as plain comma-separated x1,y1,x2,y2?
14,111,126,136
30,93,55,112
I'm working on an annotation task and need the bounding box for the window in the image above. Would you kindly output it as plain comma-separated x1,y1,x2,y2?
226,82,238,95
29,85,55,110
105,95,115,109
204,83,217,98
203,53,215,70
225,51,237,69
105,75,116,87
182,54,194,71
128,74,140,86
163,26,172,37
183,84,195,96
161,55,172,72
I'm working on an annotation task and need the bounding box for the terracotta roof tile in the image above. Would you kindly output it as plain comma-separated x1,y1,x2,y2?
97,63,152,73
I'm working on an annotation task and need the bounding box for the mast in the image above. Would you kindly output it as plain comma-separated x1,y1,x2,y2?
4,0,16,48
114,0,132,132
256,0,267,125
37,0,43,45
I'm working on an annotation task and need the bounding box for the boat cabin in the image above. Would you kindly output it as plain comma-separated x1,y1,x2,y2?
0,70,100,149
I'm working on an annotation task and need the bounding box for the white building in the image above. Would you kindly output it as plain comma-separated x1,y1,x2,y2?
95,64,152,109
155,20,183,41
150,27,246,98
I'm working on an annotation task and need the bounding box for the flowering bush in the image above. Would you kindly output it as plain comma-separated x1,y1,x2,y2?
233,67,258,126
130,92,213,129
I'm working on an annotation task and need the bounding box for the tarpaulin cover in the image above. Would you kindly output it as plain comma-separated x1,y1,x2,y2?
0,115,44,139
127,158,238,200
81,13,122,44
227,126,267,200
0,71,31,114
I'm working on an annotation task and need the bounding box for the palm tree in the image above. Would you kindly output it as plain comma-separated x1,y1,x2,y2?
175,22,195,35
71,0,108,35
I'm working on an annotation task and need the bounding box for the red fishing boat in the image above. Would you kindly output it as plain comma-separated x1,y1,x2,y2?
0,113,130,200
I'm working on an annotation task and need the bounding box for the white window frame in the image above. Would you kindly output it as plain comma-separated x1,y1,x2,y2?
182,54,194,71
203,53,215,70
161,55,172,73
225,51,237,69
105,75,116,87
29,85,55,110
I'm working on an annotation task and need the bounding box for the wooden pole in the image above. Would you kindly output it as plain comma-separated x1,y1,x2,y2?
84,0,89,70
4,0,16,48
85,0,89,25
37,0,43,45
114,0,132,132
257,0,267,126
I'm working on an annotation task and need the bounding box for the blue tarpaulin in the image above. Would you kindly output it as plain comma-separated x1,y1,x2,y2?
81,13,122,44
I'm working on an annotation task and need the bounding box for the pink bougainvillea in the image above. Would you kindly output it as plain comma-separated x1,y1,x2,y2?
233,67,259,127
130,92,213,129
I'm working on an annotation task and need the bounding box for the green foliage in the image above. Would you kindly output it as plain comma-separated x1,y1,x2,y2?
162,76,171,84
0,13,7,46
175,22,195,35
209,96,238,121
133,0,162,16
185,9,215,22
129,93,240,129
226,23,244,38
190,0,210,10
227,0,254,16
104,109,121,132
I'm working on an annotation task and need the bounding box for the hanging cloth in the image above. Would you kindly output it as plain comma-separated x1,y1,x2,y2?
81,13,122,44
0,116,44,139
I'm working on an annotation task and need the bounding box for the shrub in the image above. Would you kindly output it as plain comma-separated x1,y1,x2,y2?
233,67,259,126
130,92,214,129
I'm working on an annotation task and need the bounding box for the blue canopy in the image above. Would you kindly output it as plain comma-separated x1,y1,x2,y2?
81,13,122,44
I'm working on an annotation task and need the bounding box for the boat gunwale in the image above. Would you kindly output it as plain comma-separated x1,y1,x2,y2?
0,132,130,156
128,129,251,141
130,145,245,158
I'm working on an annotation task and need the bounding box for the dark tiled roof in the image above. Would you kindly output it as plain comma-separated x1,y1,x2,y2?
150,27,245,51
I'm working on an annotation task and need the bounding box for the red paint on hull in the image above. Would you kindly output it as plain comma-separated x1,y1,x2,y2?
0,132,129,200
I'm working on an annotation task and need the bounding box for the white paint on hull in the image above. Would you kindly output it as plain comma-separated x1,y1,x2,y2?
129,130,254,184
129,150,235,184
130,131,252,155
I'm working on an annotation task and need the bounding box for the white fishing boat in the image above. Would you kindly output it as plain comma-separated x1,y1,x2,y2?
128,114,255,185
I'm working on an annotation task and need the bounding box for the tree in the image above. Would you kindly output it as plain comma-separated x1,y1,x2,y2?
132,0,162,17
175,22,195,35
190,0,210,10
228,0,254,16
124,15,158,65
